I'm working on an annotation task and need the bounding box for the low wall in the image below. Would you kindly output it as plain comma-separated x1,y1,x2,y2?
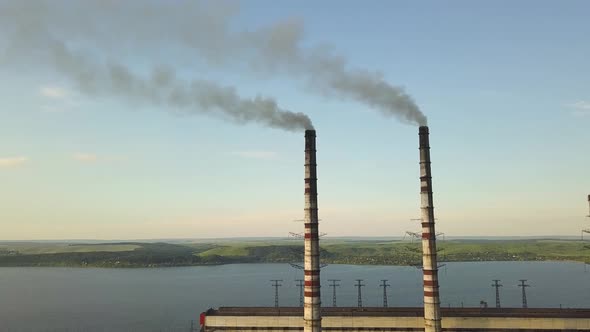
202,307,590,332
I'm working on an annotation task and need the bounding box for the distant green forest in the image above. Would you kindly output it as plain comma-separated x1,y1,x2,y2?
0,239,589,268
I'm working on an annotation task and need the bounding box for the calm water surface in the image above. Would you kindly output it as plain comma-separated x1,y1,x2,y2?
1,262,589,331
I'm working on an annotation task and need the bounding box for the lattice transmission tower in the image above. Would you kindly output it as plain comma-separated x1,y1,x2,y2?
327,279,340,307
355,279,365,308
295,279,304,307
270,279,282,308
380,279,390,307
491,280,502,308
518,279,530,308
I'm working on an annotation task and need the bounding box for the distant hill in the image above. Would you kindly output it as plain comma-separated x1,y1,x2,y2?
1,238,589,268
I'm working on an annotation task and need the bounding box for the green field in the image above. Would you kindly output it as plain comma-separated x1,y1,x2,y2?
0,239,589,268
0,243,140,255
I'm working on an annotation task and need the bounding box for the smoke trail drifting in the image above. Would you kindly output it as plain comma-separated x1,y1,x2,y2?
0,2,313,132
49,41,313,131
0,0,425,126
247,18,426,125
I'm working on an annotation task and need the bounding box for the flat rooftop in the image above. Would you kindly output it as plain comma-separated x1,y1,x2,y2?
205,307,590,319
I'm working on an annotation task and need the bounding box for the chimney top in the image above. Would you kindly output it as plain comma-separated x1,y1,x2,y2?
419,126,430,148
305,129,316,137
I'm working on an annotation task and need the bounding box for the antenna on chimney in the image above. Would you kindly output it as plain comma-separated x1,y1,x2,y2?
289,231,327,239
287,220,327,271
404,230,421,243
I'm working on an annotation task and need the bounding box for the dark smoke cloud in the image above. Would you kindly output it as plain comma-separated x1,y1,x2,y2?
249,19,426,125
0,1,313,132
0,0,426,127
49,41,313,131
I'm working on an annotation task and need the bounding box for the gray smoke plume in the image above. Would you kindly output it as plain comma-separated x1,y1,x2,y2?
0,0,426,126
0,2,313,132
48,40,313,131
248,19,426,125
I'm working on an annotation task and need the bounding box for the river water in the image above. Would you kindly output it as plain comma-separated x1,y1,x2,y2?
1,262,589,331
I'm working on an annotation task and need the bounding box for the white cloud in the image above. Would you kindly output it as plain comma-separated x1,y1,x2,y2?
39,86,68,99
40,105,67,113
567,100,590,117
73,153,99,163
72,153,127,163
568,100,590,110
0,156,28,168
39,85,83,113
230,151,278,160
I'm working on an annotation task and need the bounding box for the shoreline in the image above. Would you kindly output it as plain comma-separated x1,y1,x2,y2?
1,239,589,268
1,258,588,269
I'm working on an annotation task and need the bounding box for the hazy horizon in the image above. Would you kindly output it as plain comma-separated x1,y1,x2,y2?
0,235,585,242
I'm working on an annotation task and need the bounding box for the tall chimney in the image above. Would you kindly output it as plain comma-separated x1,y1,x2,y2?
304,130,321,332
419,126,442,332
587,195,590,217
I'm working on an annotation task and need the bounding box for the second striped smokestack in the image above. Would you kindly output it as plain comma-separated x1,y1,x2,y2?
419,126,442,332
304,130,321,332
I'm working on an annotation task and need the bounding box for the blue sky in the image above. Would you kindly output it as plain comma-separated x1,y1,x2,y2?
0,0,589,239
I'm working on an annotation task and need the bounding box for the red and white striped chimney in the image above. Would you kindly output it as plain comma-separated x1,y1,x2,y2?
304,129,321,332
419,126,442,332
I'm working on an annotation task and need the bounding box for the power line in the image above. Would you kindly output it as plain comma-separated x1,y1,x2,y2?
270,279,283,308
328,279,340,307
491,280,503,308
518,279,530,308
380,279,390,308
355,279,365,308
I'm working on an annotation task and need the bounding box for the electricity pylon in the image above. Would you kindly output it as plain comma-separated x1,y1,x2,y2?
328,279,340,307
380,279,390,307
295,279,304,307
491,280,502,308
270,279,282,308
518,279,530,308
355,279,365,307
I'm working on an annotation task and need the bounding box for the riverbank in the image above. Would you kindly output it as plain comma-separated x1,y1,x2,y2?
1,238,589,268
